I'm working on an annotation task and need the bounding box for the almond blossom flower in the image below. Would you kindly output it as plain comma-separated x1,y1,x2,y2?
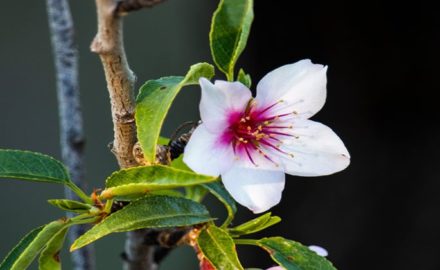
184,59,350,213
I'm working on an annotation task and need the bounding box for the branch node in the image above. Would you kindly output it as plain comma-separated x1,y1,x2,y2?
115,111,135,124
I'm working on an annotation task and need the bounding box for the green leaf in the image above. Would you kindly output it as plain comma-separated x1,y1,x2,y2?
158,136,170,145
170,155,192,171
237,68,252,88
229,213,281,237
148,189,184,198
210,0,254,80
48,199,92,213
71,195,212,251
185,185,208,202
0,226,44,270
101,165,217,199
168,156,208,202
197,225,244,270
38,227,69,270
257,237,337,270
136,63,215,163
0,150,69,184
0,150,92,203
0,219,68,270
202,182,237,227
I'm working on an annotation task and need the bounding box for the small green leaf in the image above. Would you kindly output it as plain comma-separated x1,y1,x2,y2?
136,63,214,163
38,227,69,270
0,219,68,270
257,237,337,270
71,196,212,251
229,213,281,237
202,182,237,227
237,69,252,88
48,199,92,213
101,165,217,199
197,225,244,270
0,150,69,184
210,0,254,80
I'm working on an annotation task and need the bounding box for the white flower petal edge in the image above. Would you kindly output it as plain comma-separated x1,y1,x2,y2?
183,124,234,176
255,59,327,119
278,120,350,176
222,167,285,214
199,78,252,133
308,245,329,257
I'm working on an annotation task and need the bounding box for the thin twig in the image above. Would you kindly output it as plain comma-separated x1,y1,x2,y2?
46,1,95,270
92,0,164,269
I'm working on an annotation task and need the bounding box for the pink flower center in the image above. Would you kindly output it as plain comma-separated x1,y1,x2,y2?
221,99,296,167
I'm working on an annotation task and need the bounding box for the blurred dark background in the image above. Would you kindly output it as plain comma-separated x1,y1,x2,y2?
1,1,439,269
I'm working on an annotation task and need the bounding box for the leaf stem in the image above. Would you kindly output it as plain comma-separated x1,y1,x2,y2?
233,238,259,246
221,215,234,229
103,199,114,213
226,71,234,82
67,182,93,204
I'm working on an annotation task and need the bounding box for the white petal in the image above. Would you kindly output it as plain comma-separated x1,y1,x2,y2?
183,124,234,176
199,78,252,132
255,59,327,119
222,167,285,213
278,120,350,176
308,245,329,257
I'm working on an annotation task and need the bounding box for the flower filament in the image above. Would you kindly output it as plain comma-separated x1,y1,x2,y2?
224,99,297,167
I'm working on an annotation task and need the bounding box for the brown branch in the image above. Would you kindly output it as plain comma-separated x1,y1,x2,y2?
92,0,138,169
46,1,95,269
92,0,164,269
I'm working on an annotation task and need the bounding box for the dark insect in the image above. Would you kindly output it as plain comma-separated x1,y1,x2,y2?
168,121,199,160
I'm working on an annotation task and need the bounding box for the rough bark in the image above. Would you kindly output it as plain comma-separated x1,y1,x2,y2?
92,0,164,269
46,0,95,269
92,0,138,169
